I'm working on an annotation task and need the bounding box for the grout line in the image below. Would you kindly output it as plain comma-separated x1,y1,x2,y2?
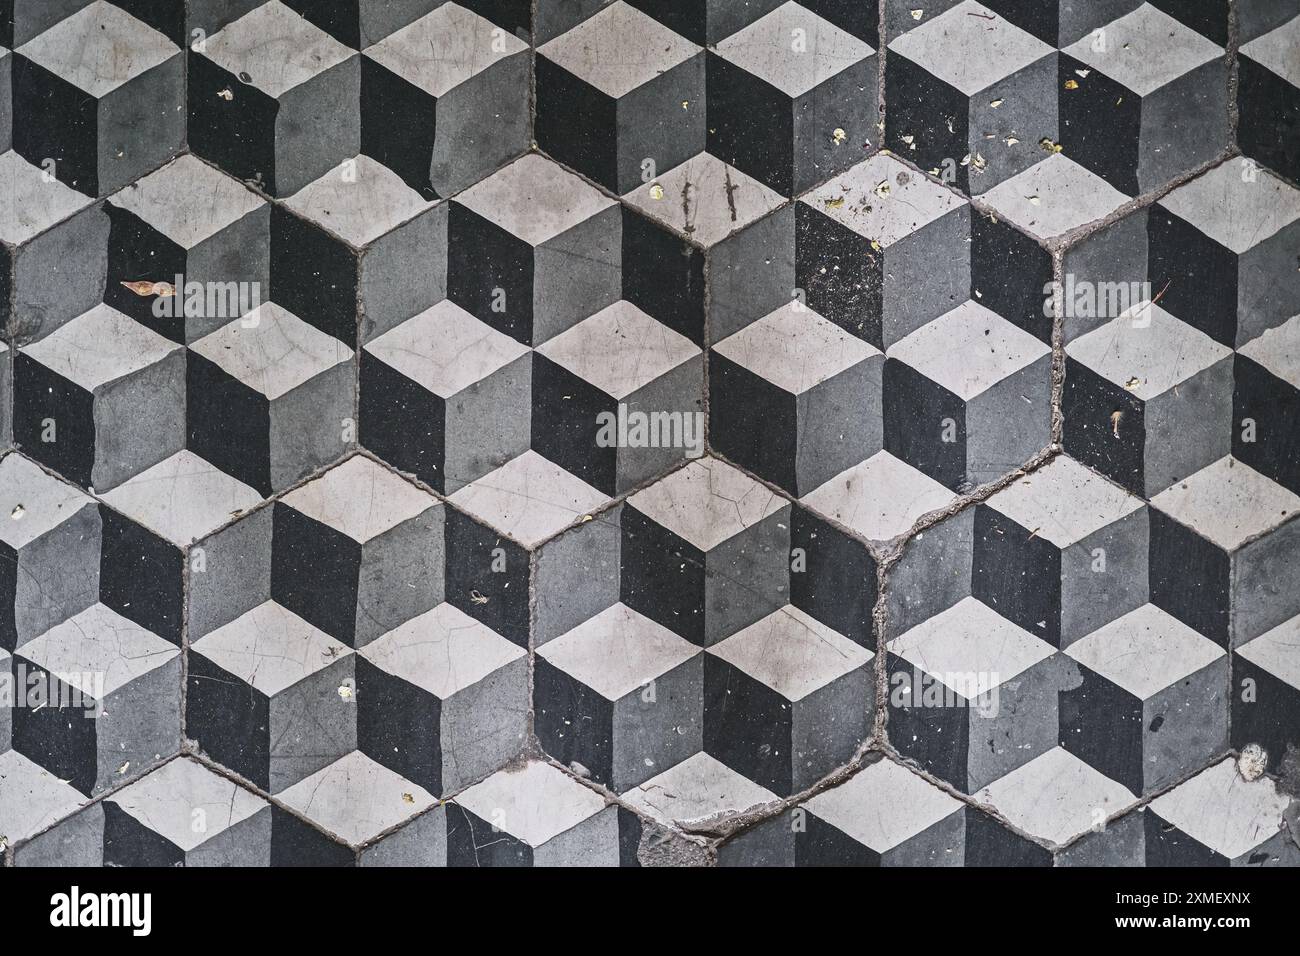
529,0,539,146
525,547,538,749
871,556,890,743
1228,0,1241,152
871,0,890,754
1049,246,1066,447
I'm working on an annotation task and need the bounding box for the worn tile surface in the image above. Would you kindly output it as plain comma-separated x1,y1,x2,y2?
0,0,1296,868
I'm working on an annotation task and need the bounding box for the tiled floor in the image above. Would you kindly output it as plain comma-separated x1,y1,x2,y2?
0,0,1297,868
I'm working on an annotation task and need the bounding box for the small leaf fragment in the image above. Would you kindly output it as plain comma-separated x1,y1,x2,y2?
120,280,175,297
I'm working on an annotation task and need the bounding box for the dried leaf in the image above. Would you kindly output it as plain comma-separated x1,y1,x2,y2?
1064,79,1079,90
120,280,175,297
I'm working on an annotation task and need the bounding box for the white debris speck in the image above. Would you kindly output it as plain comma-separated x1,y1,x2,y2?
1237,744,1268,781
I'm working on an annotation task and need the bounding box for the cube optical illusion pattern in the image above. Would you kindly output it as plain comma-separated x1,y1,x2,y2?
0,0,1297,869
